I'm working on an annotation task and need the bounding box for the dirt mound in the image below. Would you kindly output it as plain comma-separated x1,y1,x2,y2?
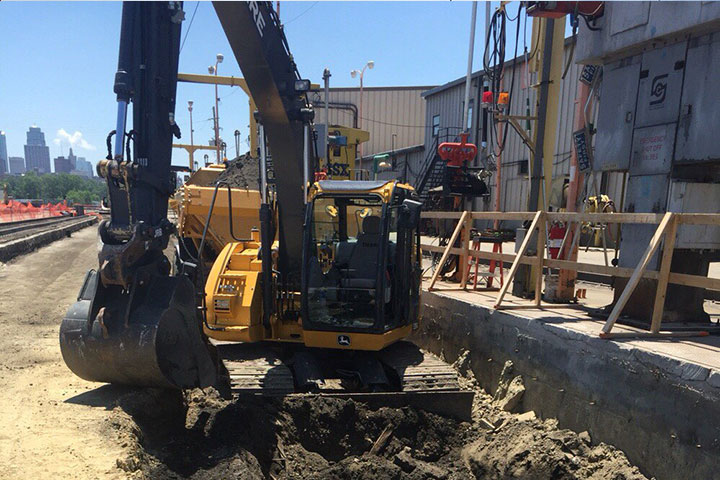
108,378,647,480
216,154,260,190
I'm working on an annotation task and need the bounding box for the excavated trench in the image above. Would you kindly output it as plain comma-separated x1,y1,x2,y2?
107,356,648,480
115,157,648,478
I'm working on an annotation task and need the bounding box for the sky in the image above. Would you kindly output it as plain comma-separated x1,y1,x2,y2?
0,1,538,170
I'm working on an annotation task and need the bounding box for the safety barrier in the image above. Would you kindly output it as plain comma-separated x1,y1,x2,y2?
0,200,73,222
420,210,720,339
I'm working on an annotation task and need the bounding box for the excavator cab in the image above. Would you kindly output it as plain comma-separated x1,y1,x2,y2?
302,180,422,349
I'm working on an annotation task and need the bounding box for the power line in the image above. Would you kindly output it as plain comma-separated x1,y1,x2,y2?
283,2,319,25
179,2,200,54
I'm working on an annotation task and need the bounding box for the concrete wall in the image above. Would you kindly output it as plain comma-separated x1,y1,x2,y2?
414,291,720,480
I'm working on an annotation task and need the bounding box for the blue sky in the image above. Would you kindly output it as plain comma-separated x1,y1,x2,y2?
0,1,536,169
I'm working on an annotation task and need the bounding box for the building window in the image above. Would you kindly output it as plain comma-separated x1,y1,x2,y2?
518,159,529,175
467,101,474,130
432,115,440,137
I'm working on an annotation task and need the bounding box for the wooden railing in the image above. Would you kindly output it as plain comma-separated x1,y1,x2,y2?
420,210,720,338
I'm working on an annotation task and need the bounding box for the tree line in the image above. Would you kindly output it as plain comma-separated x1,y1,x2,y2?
1,172,106,204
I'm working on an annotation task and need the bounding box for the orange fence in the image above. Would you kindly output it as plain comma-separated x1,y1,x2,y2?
0,200,73,222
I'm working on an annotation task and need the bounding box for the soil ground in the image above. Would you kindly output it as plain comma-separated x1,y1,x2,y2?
0,226,649,479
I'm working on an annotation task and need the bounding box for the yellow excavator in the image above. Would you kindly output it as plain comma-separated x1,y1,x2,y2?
60,1,470,415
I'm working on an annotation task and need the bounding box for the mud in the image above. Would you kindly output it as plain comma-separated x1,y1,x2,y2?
110,374,648,480
216,154,261,190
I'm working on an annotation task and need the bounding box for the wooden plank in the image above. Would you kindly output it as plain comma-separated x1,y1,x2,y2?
650,216,678,333
428,211,469,291
494,211,543,308
545,212,665,224
469,211,537,221
425,244,720,291
601,212,674,334
534,213,545,306
668,272,720,291
460,212,472,290
421,211,464,219
543,257,652,279
676,213,720,225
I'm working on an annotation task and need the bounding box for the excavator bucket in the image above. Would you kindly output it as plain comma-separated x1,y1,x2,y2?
60,269,218,389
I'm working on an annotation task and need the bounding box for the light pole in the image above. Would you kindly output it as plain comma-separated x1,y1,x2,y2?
208,53,224,163
350,60,374,159
188,101,195,170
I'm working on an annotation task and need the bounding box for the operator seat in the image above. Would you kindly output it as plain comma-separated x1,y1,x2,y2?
343,215,382,290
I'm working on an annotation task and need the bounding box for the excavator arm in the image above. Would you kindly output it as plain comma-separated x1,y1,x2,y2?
213,1,314,280
60,0,317,390
60,2,218,389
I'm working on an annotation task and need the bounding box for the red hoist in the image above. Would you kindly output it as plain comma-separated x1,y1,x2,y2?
437,132,478,167
436,133,488,201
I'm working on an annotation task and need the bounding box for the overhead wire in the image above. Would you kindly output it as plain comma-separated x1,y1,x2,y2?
283,2,319,25
179,1,200,54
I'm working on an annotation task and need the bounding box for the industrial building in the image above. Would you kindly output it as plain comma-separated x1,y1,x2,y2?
311,85,431,179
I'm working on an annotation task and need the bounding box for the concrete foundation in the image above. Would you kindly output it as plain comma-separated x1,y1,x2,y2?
413,288,720,480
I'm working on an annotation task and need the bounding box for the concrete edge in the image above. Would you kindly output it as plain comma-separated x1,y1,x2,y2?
414,290,720,479
0,216,98,263
427,290,720,398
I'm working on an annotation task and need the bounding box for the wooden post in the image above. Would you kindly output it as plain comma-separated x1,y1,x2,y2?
494,211,543,308
650,215,678,333
460,212,472,290
429,211,469,291
534,213,546,306
601,212,674,335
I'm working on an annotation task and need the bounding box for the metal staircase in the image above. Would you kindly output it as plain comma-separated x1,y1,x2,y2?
414,130,460,205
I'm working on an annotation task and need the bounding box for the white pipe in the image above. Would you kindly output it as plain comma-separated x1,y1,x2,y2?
462,1,478,133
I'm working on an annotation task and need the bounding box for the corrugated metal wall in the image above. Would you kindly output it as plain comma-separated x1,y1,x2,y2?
422,40,626,214
311,86,432,156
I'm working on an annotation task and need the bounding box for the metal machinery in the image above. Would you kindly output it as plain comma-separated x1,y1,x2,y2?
60,2,470,411
575,2,720,324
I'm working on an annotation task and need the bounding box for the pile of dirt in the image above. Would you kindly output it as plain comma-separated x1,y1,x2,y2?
107,375,648,480
216,154,261,190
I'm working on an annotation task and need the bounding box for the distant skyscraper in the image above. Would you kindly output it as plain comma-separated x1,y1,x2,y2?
0,131,8,175
24,126,51,173
74,157,94,178
8,157,25,175
54,155,73,174
67,147,77,170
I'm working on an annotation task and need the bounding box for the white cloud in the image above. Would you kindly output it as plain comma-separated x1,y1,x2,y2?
54,129,96,151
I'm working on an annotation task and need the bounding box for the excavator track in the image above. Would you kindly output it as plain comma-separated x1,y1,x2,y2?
215,341,473,421
379,341,462,393
216,343,295,396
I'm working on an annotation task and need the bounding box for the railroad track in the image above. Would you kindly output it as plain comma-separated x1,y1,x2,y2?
0,216,88,243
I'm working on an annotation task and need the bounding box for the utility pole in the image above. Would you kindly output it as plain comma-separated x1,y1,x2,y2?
209,53,224,163
323,68,331,163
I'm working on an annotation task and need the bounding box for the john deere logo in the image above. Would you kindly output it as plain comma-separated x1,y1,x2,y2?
650,74,668,107
337,335,351,346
